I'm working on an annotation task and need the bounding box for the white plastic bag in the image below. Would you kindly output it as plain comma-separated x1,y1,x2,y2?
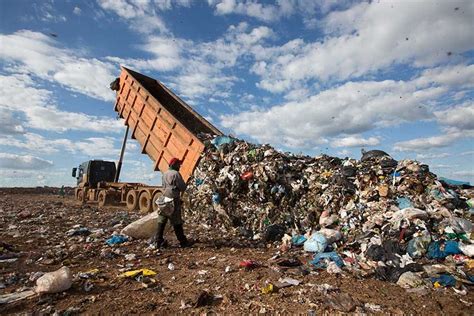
459,243,474,257
396,271,423,289
303,233,327,253
35,266,72,294
318,228,342,244
121,212,158,239
156,196,174,217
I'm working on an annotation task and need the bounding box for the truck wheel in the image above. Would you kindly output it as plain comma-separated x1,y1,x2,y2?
98,190,108,207
126,190,139,211
139,191,152,213
77,189,86,203
152,191,163,212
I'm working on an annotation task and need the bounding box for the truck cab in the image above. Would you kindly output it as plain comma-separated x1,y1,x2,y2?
72,160,116,188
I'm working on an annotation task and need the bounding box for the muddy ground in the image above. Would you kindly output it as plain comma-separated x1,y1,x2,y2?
1,189,473,315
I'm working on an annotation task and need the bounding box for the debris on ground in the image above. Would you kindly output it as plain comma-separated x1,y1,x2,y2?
0,167,473,314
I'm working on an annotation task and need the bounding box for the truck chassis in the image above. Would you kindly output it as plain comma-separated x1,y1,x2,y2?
75,182,163,213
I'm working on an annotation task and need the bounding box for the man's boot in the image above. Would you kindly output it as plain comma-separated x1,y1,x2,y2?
173,224,193,248
154,222,168,248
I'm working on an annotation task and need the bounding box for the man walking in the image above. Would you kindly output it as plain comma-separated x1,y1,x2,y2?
154,158,192,248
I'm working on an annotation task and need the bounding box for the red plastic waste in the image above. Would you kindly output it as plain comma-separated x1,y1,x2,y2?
240,171,254,181
239,260,258,269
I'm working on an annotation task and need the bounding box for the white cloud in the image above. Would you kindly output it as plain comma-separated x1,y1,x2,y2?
107,25,265,101
0,168,73,187
210,0,350,23
0,30,116,101
0,153,53,170
73,6,82,15
0,74,122,133
221,64,474,148
33,2,67,23
130,23,273,101
253,1,474,92
452,170,474,177
337,149,351,157
435,103,474,131
97,0,193,34
394,132,465,152
0,106,25,135
106,35,186,72
460,151,474,156
0,133,119,157
416,153,451,160
432,164,455,169
214,0,281,22
332,135,380,148
396,100,474,152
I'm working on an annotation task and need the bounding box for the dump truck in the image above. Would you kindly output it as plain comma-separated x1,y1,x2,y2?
72,66,222,212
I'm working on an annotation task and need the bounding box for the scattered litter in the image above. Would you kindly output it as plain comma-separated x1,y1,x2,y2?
106,235,129,246
239,260,259,270
121,212,158,239
194,290,214,307
0,290,36,305
35,266,72,294
119,269,157,278
261,283,277,294
276,277,300,288
325,292,357,312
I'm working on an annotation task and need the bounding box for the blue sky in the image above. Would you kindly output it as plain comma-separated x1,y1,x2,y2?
0,0,473,187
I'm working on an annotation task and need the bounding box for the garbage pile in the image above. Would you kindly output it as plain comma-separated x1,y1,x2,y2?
185,136,474,287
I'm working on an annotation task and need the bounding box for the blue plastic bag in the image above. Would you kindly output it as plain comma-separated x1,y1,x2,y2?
303,233,327,253
426,241,461,259
291,235,307,247
106,235,128,246
407,231,431,258
212,193,221,204
211,136,234,149
396,197,413,209
310,252,344,269
431,274,456,287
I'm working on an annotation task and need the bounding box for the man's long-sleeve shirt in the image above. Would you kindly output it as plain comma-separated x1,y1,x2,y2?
163,169,187,199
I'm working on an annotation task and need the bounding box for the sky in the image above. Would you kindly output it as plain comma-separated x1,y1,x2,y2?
0,0,473,187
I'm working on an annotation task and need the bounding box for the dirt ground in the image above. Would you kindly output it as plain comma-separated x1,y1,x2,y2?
1,189,473,315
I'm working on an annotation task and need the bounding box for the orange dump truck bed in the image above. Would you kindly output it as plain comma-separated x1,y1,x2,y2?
114,67,222,182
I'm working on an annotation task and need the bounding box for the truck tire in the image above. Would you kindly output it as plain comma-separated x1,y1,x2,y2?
77,189,86,204
152,191,163,212
126,190,139,211
98,190,107,207
139,191,152,213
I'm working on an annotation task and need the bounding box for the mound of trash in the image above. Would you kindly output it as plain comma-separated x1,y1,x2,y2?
184,136,474,286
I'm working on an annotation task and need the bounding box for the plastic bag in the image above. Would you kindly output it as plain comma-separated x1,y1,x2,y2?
303,233,327,253
450,217,473,234
459,243,474,257
119,268,157,278
310,252,344,268
291,235,307,246
121,212,158,239
396,197,413,209
426,241,461,259
106,234,128,246
318,228,342,244
211,135,234,149
397,271,423,289
35,266,72,294
156,196,174,217
407,231,431,259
